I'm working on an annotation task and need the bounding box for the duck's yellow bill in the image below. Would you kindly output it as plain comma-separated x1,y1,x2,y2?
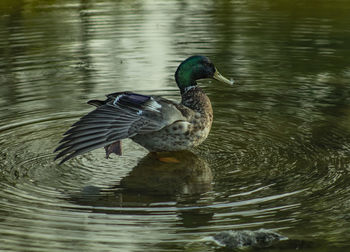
213,69,234,85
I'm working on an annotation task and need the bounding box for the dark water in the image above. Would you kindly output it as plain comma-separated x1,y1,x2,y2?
1,0,350,251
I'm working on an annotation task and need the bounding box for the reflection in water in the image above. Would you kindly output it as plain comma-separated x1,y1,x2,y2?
71,151,212,207
1,0,350,251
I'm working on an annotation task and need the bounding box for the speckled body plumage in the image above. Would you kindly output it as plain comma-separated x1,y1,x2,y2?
132,86,213,151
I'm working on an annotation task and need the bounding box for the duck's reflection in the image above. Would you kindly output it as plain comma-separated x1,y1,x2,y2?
70,151,212,207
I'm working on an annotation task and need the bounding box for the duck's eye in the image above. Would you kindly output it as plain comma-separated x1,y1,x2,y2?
203,62,212,68
206,63,215,72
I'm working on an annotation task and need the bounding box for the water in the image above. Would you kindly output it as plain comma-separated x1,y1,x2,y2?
1,0,350,251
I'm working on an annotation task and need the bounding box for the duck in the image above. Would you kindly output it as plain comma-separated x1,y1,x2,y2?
54,55,234,164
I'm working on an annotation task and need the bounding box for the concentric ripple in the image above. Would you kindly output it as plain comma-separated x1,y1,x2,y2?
1,0,350,251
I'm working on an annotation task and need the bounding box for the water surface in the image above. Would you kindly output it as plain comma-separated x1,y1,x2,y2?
1,0,350,251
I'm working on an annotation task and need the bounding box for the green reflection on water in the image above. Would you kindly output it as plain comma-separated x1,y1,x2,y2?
0,0,350,251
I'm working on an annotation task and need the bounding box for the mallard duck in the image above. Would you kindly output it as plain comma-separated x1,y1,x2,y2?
54,55,233,164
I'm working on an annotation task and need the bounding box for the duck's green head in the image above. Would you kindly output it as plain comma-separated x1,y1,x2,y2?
175,55,233,93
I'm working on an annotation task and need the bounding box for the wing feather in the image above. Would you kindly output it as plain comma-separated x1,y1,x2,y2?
58,140,117,164
54,92,186,164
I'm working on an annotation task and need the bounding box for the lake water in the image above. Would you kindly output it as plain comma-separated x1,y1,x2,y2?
1,0,350,251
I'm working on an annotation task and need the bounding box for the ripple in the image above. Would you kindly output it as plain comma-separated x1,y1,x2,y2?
1,0,350,251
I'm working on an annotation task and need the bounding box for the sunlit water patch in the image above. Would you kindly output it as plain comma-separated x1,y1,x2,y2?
1,0,350,251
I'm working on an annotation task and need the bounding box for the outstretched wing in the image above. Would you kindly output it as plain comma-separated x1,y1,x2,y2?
54,92,186,164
